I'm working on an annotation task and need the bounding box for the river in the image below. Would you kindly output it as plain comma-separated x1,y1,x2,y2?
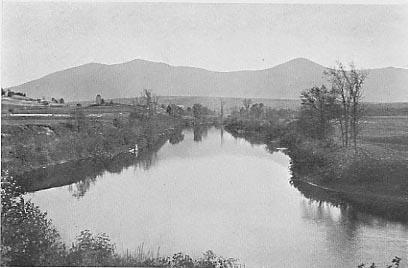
24,126,408,267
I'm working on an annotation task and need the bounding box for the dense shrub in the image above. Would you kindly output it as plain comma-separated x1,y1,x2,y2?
66,230,115,266
2,171,240,267
1,172,65,266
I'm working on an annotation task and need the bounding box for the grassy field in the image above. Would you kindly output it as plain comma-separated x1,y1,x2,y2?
1,102,136,126
359,115,408,148
317,116,408,209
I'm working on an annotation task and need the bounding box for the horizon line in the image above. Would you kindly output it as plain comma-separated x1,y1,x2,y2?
6,57,408,89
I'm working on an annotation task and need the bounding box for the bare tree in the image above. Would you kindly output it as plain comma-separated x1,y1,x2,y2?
324,62,368,147
349,65,368,147
141,89,153,116
140,89,160,117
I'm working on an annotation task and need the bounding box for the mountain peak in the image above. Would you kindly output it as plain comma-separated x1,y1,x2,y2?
284,57,323,67
7,58,408,103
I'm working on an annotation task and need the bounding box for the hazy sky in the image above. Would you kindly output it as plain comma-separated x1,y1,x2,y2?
2,2,408,87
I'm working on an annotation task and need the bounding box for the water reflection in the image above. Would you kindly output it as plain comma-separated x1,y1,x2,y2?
20,125,220,198
193,124,208,142
24,126,408,268
18,127,188,197
291,179,408,224
169,130,185,145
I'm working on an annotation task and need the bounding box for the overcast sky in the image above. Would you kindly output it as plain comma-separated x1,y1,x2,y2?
2,2,408,87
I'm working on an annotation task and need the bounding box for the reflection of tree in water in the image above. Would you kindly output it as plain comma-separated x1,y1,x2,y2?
168,128,184,145
68,176,97,199
220,126,224,144
67,151,160,199
22,128,180,199
193,125,208,142
65,147,162,198
291,179,408,225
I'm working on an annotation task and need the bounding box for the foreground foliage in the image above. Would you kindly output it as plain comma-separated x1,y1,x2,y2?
1,172,239,267
1,171,65,266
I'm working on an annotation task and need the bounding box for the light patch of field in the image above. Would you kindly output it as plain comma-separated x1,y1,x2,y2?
359,116,408,155
360,116,408,138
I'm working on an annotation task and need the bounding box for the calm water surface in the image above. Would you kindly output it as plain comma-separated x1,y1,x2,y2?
26,127,408,268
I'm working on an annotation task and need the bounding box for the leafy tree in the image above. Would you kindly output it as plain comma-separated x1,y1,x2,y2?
96,94,102,105
193,103,204,118
192,103,213,118
249,103,265,119
67,230,115,266
1,172,65,266
299,85,339,140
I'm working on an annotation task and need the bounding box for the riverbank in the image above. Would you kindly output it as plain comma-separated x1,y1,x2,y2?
289,140,408,221
1,112,183,175
1,100,224,179
2,123,405,267
224,115,408,221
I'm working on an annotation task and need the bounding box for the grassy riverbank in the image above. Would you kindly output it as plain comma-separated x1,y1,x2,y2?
225,114,408,221
1,110,186,175
1,94,228,176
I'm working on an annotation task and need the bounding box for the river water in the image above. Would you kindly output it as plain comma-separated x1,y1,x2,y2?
25,127,408,267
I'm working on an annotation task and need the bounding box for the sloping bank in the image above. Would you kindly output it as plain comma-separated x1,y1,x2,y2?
1,113,191,178
225,118,408,222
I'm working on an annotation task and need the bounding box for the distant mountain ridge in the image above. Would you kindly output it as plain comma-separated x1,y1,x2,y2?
7,58,408,102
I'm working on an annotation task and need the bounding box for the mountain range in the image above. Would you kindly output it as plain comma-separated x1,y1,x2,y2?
7,58,408,103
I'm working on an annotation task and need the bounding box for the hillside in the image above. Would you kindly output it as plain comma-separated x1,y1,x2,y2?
7,58,408,102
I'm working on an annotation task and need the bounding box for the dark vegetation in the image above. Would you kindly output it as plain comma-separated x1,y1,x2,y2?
224,63,408,222
1,111,184,175
1,90,235,266
2,74,407,265
16,129,179,196
224,98,296,144
1,89,219,176
1,170,238,267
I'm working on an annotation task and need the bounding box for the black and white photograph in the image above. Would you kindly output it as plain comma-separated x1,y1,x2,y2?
1,1,407,267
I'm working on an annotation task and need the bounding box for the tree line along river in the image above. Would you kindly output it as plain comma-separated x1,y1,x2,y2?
23,126,408,268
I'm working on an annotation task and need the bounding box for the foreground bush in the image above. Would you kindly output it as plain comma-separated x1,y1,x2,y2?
1,171,240,267
1,171,65,266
